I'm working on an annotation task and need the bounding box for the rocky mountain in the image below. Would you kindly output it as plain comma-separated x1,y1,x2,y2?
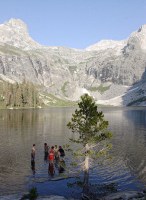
0,18,42,49
0,18,146,106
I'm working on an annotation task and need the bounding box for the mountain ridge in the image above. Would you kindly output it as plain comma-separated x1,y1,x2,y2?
0,18,146,106
0,18,42,50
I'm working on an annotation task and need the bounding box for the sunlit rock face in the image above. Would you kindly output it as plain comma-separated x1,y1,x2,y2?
0,18,146,106
127,25,146,51
86,39,127,56
0,18,42,49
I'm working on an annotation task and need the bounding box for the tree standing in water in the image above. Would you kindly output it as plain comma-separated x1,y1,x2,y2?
67,94,112,198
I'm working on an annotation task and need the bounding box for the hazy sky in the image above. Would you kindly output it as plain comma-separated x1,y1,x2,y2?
0,0,146,49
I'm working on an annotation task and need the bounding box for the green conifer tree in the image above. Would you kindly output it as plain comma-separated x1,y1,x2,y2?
67,94,112,198
15,83,23,107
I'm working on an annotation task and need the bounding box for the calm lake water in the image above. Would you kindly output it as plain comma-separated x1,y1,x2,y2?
0,107,146,198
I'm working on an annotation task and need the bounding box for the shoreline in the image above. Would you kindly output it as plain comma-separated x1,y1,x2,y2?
1,190,146,200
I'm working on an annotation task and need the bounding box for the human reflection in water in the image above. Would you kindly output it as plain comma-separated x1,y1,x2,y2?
58,159,66,174
31,160,35,174
48,162,55,177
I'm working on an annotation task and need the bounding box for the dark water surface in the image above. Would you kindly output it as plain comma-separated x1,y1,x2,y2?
0,107,146,198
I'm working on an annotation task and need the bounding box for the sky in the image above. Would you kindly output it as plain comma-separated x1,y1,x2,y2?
0,0,146,49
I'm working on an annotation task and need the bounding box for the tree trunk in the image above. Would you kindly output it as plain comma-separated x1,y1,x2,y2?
84,155,89,185
82,144,90,199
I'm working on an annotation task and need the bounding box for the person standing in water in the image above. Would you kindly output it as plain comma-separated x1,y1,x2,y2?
48,146,55,163
31,144,36,173
31,144,36,160
48,146,55,176
54,145,59,160
44,143,49,161
58,159,66,173
58,146,65,161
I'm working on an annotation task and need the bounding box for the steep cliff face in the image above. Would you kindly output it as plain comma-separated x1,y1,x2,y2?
0,18,146,106
0,18,42,49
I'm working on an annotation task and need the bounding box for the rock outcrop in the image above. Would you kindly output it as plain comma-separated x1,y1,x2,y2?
0,18,146,106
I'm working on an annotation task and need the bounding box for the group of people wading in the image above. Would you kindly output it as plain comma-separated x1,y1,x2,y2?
31,143,65,176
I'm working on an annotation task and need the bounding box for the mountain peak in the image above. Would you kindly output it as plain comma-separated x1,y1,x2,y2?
5,18,28,31
0,18,42,50
86,39,126,55
126,24,146,51
138,24,146,32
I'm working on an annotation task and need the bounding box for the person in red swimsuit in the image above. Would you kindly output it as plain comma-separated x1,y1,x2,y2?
48,146,55,176
48,146,55,163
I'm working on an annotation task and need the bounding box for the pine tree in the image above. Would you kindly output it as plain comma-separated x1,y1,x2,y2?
67,94,112,198
4,82,12,107
0,80,42,108
15,83,22,107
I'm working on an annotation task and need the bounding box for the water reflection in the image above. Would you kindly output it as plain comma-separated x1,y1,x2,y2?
101,107,146,189
0,107,146,197
31,160,35,175
48,162,55,177
0,108,71,195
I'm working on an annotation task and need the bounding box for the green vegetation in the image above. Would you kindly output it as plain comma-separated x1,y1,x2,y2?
0,80,77,109
0,80,43,108
0,44,26,56
88,84,111,93
40,93,77,107
67,94,112,198
21,187,38,200
68,65,77,74
61,81,69,97
28,187,38,200
88,86,99,92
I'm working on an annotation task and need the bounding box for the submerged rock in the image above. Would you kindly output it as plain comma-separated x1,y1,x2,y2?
102,190,146,200
1,191,146,200
0,194,74,200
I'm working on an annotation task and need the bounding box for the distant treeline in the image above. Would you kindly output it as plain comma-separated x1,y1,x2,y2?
0,81,43,108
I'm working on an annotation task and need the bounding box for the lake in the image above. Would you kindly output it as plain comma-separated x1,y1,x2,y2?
0,107,146,198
